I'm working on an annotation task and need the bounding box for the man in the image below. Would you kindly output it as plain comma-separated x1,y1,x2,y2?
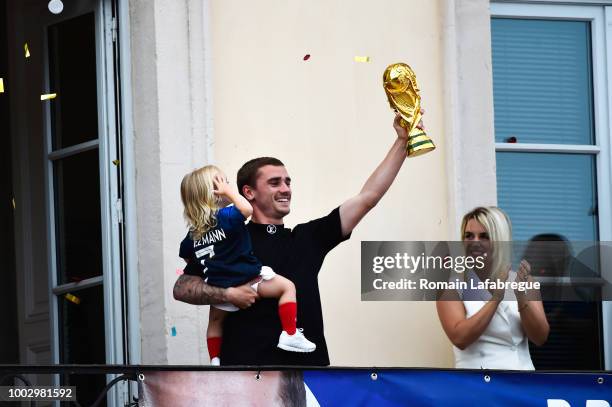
173,113,420,365
139,370,310,407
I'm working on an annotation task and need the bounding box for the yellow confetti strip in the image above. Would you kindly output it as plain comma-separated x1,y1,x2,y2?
354,56,370,63
65,293,81,305
0,78,4,93
11,198,15,209
24,43,30,58
40,93,57,101
112,159,120,166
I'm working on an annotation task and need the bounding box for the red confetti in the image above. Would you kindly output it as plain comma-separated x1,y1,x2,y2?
303,54,311,61
506,136,517,143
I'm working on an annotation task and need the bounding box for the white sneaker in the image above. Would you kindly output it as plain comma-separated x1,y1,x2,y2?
211,357,220,366
277,328,316,353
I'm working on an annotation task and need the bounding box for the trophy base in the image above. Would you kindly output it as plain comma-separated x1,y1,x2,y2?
408,145,435,157
406,132,436,157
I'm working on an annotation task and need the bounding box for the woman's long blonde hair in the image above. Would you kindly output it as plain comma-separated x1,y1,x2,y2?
461,206,513,277
180,165,221,240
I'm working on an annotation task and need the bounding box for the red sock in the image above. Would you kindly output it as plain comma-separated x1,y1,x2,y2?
278,302,297,335
207,337,222,359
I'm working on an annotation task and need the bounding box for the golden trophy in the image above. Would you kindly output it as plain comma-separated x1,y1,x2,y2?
383,63,435,157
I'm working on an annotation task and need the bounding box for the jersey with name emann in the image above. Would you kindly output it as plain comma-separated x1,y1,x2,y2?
179,205,262,288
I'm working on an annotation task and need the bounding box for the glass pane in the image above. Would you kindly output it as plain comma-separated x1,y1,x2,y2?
54,149,102,284
60,374,107,407
529,302,603,370
492,18,594,145
48,13,98,150
58,284,106,406
58,285,106,363
496,152,598,241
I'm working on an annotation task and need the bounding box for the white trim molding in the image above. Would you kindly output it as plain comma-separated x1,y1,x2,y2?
442,0,498,238
493,0,612,5
117,0,141,367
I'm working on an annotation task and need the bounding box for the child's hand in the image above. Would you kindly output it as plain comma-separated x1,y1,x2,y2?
212,174,232,197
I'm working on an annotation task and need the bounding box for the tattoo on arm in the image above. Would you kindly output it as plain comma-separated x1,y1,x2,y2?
173,274,225,305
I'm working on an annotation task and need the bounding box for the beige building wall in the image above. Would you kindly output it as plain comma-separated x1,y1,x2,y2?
130,0,496,367
211,0,448,367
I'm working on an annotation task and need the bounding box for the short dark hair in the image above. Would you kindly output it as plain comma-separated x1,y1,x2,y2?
237,157,285,197
277,370,306,407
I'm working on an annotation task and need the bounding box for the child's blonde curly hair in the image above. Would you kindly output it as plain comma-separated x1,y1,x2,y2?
180,165,222,240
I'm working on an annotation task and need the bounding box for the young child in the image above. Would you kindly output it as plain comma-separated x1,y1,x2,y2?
179,165,316,365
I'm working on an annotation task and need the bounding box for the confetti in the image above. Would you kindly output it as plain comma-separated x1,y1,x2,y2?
176,268,184,276
171,326,177,336
48,0,64,14
506,136,517,143
303,54,311,61
354,56,370,63
112,159,120,166
24,43,30,58
40,93,57,101
64,293,81,305
11,198,15,209
0,78,4,93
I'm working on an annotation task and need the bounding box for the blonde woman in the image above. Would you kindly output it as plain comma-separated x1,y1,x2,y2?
436,207,549,370
179,165,315,366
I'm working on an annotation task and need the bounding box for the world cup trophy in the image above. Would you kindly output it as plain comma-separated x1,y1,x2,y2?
383,63,435,157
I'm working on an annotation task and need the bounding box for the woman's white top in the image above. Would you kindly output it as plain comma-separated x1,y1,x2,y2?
453,270,535,370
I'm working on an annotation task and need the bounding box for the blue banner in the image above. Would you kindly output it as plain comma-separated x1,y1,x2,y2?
304,370,611,407
137,369,611,406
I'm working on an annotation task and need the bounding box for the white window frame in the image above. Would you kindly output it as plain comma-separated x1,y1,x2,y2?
41,1,130,405
117,0,141,367
491,1,612,369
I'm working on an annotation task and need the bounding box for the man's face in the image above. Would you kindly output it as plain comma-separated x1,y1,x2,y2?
140,371,285,406
248,165,292,221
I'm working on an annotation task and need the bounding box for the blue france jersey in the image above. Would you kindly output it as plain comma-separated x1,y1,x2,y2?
179,205,262,288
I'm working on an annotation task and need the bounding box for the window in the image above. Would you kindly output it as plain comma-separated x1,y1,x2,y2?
491,2,612,369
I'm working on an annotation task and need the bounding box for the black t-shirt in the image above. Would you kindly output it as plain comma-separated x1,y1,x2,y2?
220,207,350,366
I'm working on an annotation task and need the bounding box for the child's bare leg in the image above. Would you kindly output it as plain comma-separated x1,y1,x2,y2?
207,306,227,338
206,306,228,363
256,274,296,304
257,275,299,335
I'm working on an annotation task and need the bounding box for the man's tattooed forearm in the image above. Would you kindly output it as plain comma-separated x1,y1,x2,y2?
173,274,225,305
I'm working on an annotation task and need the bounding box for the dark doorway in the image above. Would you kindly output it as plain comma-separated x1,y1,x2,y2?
0,0,19,365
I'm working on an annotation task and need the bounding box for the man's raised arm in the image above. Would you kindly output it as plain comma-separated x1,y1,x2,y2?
173,274,259,308
339,113,417,236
